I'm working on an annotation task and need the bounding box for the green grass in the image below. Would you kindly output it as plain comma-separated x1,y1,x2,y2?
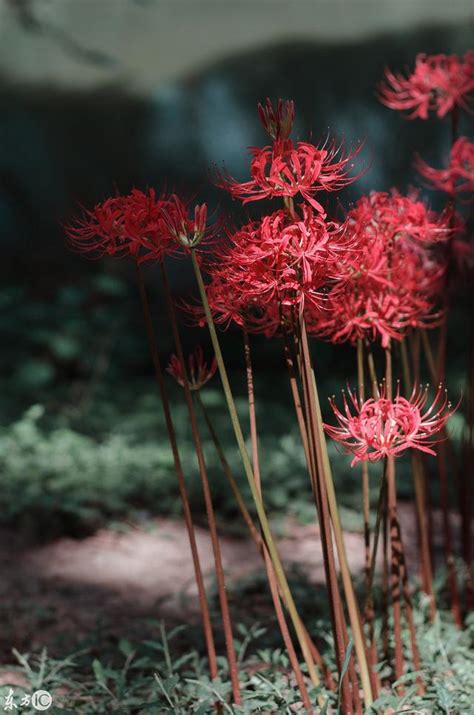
0,375,412,538
1,608,472,714
1,270,465,538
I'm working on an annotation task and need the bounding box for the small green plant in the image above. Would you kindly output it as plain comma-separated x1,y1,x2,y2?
1,613,472,713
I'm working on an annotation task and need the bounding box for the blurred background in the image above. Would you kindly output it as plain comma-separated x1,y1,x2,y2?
0,0,472,538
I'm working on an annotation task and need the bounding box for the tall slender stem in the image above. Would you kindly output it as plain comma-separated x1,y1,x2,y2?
303,328,375,707
420,332,463,625
400,339,436,621
385,346,404,684
198,380,334,693
160,263,241,703
296,321,354,713
381,505,389,663
438,441,463,628
366,346,381,399
134,263,217,680
281,329,337,692
189,249,321,688
366,465,387,602
357,340,371,607
196,392,262,550
242,330,313,710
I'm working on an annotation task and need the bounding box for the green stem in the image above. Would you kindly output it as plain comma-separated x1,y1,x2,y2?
357,339,371,607
134,263,218,681
309,361,375,707
400,339,436,621
196,392,262,550
189,249,320,688
160,263,241,703
297,318,360,712
242,330,313,710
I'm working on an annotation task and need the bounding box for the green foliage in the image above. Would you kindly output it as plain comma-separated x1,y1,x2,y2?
0,274,146,414
1,611,472,713
0,377,388,535
0,271,462,534
0,402,180,531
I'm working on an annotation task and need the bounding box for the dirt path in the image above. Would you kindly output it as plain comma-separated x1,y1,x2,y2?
0,504,448,664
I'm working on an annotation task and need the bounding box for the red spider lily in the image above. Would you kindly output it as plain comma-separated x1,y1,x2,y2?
310,191,446,347
309,285,442,348
184,272,286,337
167,346,217,391
325,384,457,466
416,137,474,195
347,189,451,246
257,98,295,140
217,137,363,215
379,51,474,119
207,206,356,316
66,189,176,263
161,194,218,250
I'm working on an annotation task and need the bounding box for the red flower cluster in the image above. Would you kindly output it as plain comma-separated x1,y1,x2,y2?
416,137,474,195
379,51,474,119
203,205,356,334
67,191,214,262
167,346,217,390
311,191,447,347
66,189,175,262
217,138,363,216
348,189,451,244
325,384,456,465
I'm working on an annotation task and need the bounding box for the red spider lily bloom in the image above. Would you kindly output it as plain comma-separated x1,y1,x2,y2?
184,282,283,338
208,206,356,316
325,384,457,466
379,51,474,119
347,189,451,246
258,98,295,140
205,277,285,337
217,137,363,215
310,284,442,348
167,346,217,390
66,189,176,263
416,137,474,195
310,191,446,347
160,194,217,250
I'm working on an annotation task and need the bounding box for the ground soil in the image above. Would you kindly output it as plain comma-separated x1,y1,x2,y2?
0,503,451,677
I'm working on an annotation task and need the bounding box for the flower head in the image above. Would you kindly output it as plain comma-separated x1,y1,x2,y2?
161,194,216,250
207,205,355,323
325,384,456,465
217,137,363,216
310,191,446,347
167,346,217,390
257,98,295,140
379,51,474,119
347,189,451,245
66,189,175,262
416,137,474,195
